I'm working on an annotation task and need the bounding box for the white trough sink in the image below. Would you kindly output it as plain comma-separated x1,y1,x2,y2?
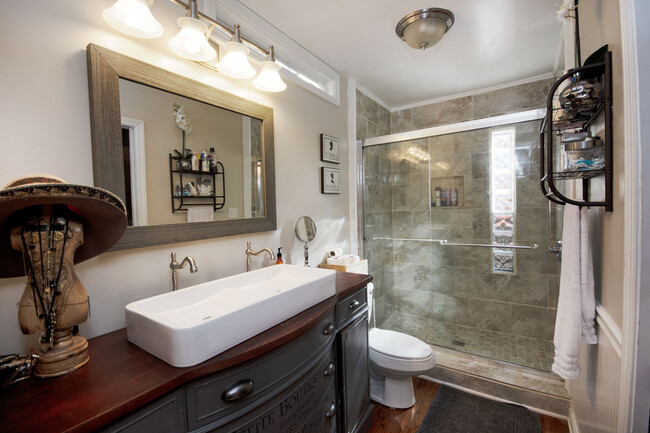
125,264,336,367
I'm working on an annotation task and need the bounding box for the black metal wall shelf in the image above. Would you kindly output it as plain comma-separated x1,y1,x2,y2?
539,51,613,211
169,153,225,213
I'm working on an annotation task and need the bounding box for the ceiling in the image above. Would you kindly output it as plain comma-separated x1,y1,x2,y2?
238,0,563,108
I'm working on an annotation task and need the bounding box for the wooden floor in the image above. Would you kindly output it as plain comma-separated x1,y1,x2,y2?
367,378,570,433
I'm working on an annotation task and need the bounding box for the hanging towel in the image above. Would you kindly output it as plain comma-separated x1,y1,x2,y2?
552,204,597,380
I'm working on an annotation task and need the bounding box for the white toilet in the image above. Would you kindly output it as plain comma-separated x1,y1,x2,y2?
367,283,436,409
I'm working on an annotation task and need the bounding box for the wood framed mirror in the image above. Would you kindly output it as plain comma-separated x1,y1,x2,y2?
87,44,276,250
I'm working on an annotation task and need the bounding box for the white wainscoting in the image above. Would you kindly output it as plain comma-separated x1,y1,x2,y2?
567,305,622,433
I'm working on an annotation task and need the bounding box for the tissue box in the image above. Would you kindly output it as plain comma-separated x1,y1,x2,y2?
326,255,359,266
319,259,368,275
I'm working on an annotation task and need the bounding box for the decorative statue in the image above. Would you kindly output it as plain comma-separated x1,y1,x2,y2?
0,175,127,378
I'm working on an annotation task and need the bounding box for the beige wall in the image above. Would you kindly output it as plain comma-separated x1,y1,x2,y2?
120,79,245,225
0,0,350,354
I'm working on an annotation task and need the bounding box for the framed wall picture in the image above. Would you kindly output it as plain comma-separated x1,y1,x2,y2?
320,134,340,163
321,167,341,194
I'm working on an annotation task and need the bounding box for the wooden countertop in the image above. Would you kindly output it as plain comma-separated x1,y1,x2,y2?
0,271,372,433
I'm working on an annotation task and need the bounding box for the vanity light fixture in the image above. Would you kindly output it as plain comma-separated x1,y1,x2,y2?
102,0,287,92
253,46,287,92
217,25,257,79
396,8,455,50
168,0,216,61
103,0,164,39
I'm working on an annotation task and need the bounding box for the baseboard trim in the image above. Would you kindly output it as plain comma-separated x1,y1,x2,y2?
568,406,580,433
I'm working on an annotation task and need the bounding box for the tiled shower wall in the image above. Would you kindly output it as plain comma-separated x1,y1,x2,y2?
360,79,563,370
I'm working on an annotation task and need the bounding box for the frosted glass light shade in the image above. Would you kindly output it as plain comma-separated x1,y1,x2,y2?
253,61,287,92
396,8,454,50
217,42,256,79
168,17,216,62
103,0,163,39
402,18,447,50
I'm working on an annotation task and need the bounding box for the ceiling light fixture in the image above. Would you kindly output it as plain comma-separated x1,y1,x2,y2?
103,0,164,39
168,0,216,61
395,8,455,50
101,0,287,92
253,46,287,92
217,25,256,79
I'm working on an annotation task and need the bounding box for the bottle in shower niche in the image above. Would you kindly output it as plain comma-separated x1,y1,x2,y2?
191,151,199,171
440,189,447,206
449,188,458,206
434,187,441,207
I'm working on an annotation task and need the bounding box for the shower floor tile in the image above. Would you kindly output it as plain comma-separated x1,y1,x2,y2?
381,312,554,372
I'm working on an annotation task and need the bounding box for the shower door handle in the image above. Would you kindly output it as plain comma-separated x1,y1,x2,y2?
547,240,562,261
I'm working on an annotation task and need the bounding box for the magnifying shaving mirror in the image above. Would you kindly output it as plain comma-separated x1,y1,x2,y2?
295,216,316,266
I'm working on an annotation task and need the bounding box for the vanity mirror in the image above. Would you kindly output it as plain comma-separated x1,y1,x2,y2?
87,44,276,250
295,216,317,266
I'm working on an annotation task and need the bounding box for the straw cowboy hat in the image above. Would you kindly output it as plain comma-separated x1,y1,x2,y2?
0,174,127,278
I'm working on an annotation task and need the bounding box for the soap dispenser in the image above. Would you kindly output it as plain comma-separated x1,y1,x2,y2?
276,247,283,264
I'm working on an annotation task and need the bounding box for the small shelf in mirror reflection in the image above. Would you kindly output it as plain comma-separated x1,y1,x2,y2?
169,154,225,213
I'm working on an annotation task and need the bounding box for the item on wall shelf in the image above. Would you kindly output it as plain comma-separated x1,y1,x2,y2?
208,147,217,172
201,150,208,172
0,175,127,379
321,167,341,194
320,134,340,164
191,151,199,171
173,148,192,171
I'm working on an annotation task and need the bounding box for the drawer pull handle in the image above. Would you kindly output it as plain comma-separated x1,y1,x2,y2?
221,379,254,402
323,362,336,377
325,402,336,419
349,300,360,310
323,323,335,335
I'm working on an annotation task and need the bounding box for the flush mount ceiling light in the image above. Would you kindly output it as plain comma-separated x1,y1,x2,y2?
168,0,216,61
253,46,287,92
103,0,164,39
395,8,455,50
101,0,287,92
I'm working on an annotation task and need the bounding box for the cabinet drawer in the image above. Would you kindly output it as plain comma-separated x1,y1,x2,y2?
208,350,336,433
100,389,185,433
336,287,367,327
186,310,335,431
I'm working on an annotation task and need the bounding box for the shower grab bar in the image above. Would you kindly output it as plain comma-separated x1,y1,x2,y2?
372,237,447,243
439,240,539,250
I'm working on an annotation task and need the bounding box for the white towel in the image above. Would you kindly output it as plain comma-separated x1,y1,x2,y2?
551,204,597,380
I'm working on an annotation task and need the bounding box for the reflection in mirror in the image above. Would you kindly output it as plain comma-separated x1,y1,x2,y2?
119,79,264,226
87,44,276,250
295,216,317,266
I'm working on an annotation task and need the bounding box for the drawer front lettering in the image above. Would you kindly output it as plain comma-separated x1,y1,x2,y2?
230,356,334,433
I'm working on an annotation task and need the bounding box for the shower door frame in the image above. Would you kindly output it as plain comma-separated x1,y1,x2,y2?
357,108,546,255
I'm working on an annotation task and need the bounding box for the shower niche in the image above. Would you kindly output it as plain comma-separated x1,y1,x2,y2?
430,175,465,207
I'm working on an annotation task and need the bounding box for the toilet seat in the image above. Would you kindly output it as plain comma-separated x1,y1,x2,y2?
369,328,432,360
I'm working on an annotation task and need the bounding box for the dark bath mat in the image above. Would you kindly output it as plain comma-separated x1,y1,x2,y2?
417,386,541,433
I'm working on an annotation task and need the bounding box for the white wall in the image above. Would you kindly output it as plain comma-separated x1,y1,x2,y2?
0,0,351,353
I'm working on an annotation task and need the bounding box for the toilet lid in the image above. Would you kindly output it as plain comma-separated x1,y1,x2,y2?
369,328,432,360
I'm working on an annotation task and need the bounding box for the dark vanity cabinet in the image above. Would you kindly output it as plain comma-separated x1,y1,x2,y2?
100,285,374,433
2,274,374,433
335,287,374,433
